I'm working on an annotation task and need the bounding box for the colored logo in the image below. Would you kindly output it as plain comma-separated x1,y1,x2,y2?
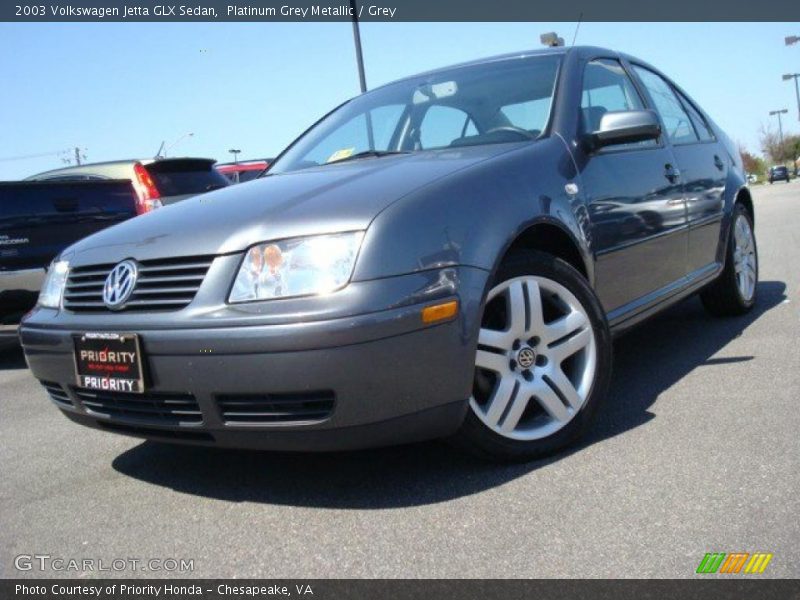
696,552,773,574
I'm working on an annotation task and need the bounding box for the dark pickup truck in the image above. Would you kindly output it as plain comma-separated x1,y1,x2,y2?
1,179,137,348
1,158,228,348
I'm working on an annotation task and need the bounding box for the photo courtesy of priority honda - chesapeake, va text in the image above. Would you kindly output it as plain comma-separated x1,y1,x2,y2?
19,46,757,462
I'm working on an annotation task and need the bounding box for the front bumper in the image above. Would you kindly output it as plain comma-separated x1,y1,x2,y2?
20,267,488,451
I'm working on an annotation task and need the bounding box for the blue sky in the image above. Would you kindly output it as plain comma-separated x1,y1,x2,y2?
0,22,798,179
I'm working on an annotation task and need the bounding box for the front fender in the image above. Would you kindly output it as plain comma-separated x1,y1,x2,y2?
352,139,591,284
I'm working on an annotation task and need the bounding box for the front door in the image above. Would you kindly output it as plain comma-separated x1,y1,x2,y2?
576,58,688,314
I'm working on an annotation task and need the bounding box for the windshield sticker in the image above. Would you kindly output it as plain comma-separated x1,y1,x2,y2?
327,148,356,163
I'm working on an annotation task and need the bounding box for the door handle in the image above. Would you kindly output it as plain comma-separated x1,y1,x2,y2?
664,164,681,183
713,155,725,171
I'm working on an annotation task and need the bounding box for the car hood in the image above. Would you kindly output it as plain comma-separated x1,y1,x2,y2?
65,144,523,266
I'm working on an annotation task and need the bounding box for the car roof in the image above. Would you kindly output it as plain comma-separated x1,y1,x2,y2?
216,161,271,173
369,46,626,92
26,157,217,180
216,159,272,168
373,47,567,91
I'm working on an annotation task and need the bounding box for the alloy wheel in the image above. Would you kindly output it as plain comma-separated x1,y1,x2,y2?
470,276,597,441
732,214,757,302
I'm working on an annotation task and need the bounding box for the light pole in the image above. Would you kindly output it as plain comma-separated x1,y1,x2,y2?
228,148,241,164
348,0,375,149
769,109,788,163
159,132,194,158
349,0,367,93
783,73,800,121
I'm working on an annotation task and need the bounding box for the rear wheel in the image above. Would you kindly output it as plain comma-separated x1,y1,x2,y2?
700,204,758,316
454,250,612,461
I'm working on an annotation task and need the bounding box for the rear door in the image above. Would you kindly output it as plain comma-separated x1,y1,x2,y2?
576,58,688,314
144,159,229,205
631,65,726,277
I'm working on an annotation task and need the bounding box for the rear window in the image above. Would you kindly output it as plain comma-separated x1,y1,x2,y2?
145,161,229,196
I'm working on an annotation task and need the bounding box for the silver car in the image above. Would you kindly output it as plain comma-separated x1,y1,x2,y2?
20,47,756,460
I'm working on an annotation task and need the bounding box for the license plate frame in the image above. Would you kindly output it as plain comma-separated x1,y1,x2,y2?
73,332,145,394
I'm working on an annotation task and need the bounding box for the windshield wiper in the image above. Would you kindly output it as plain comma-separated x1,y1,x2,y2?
325,150,410,166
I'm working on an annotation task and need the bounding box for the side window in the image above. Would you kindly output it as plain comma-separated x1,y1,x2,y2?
677,92,714,142
633,66,699,145
580,59,648,136
419,105,476,149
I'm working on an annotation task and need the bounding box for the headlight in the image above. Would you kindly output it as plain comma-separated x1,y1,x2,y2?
38,260,70,308
229,231,364,303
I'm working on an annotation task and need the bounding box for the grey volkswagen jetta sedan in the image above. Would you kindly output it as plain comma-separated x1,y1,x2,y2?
20,47,757,461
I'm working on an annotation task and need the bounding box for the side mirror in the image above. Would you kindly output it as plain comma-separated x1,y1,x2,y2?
586,109,661,150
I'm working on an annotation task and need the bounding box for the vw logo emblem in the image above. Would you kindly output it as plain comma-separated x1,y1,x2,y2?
103,260,138,310
517,346,536,369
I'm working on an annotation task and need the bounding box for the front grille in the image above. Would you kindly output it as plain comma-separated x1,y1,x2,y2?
74,388,203,425
217,392,335,424
41,381,73,408
63,256,214,312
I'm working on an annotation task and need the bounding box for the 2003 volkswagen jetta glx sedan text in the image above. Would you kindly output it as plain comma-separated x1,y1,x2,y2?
20,47,758,461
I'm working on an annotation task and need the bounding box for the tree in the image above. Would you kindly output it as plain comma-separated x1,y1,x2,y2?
759,124,800,165
739,145,766,178
788,135,800,166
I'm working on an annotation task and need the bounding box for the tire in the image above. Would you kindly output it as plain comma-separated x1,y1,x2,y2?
700,204,758,317
453,250,613,462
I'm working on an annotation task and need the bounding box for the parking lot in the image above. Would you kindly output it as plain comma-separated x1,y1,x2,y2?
1,181,798,579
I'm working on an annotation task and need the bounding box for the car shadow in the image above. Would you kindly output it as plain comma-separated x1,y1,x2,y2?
112,280,786,508
0,345,27,370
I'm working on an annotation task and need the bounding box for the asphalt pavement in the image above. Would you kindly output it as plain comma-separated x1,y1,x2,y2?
1,181,798,578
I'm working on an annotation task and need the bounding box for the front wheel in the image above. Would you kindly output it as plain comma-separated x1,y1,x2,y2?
453,250,612,462
700,204,758,316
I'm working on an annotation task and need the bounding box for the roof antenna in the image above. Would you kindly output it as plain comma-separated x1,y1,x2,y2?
571,13,583,46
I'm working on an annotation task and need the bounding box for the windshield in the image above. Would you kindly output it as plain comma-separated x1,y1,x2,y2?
269,54,561,174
